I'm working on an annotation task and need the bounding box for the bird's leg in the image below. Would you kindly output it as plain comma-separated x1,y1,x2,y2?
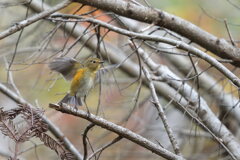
83,96,90,115
74,95,78,110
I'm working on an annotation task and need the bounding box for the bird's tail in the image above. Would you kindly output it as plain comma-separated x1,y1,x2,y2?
59,94,82,106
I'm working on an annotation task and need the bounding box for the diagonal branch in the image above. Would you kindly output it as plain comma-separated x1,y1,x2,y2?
49,103,185,160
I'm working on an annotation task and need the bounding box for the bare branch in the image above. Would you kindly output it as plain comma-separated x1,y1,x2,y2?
223,19,236,46
49,103,185,160
3,57,22,97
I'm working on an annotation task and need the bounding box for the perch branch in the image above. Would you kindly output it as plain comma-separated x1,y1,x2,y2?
49,103,185,160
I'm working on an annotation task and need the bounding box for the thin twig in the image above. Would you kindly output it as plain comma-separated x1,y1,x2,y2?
87,136,122,160
3,57,22,97
82,123,95,160
224,19,236,46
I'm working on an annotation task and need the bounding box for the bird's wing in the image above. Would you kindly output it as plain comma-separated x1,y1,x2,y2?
95,64,119,83
48,57,83,81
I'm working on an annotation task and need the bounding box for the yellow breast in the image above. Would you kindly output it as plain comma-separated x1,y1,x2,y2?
70,68,86,95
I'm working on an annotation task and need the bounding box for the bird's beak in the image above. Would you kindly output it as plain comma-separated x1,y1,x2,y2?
99,61,104,64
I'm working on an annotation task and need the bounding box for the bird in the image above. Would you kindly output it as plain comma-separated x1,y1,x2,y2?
48,57,104,108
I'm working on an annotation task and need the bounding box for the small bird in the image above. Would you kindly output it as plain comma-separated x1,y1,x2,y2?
49,57,104,107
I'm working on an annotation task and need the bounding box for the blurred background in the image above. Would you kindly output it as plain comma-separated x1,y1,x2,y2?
0,0,240,159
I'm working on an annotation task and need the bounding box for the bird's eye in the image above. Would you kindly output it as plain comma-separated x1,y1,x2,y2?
92,60,96,63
